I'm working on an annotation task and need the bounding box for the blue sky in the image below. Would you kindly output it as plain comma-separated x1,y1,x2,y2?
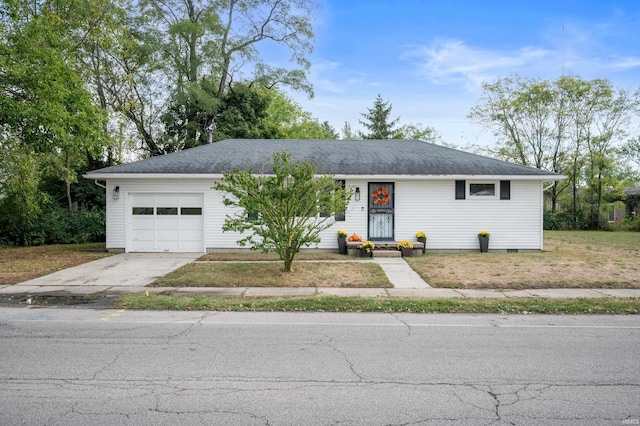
285,0,640,146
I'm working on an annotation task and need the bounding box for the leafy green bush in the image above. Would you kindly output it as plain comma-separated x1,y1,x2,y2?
545,210,575,230
36,206,106,244
0,205,105,246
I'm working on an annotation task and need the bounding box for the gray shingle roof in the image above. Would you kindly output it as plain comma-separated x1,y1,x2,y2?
86,139,561,177
624,187,640,196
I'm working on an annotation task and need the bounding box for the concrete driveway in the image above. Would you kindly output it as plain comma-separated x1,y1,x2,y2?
3,253,201,295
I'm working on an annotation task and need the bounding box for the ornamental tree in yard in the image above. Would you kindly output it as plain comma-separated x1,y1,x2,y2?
215,152,351,272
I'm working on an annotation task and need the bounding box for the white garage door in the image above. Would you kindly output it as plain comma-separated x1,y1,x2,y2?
128,193,204,252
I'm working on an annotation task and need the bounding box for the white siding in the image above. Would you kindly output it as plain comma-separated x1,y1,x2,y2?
393,180,543,250
316,179,369,249
323,179,543,250
105,177,545,252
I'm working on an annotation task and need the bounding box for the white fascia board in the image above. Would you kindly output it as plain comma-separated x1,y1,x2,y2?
82,173,225,180
330,174,566,181
83,172,566,181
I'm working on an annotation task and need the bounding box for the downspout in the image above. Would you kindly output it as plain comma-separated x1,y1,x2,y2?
542,182,555,192
93,180,107,189
541,181,556,252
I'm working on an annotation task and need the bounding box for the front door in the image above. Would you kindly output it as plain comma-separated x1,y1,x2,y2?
368,183,394,241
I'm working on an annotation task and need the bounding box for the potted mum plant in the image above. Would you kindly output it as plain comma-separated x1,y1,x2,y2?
415,231,427,254
478,231,490,253
337,230,348,255
397,240,414,257
359,240,375,257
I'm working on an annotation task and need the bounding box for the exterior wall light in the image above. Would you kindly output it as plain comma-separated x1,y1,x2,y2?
355,187,360,201
113,185,120,201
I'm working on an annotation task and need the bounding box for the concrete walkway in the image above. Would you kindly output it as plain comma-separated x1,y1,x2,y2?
373,257,431,289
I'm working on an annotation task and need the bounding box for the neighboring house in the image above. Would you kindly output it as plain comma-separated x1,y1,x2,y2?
624,186,640,217
608,187,640,224
84,139,564,253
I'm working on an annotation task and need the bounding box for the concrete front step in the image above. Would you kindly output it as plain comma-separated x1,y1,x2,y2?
373,250,402,258
346,241,424,258
346,241,425,250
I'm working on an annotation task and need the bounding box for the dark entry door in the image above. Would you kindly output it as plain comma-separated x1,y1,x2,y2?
368,183,394,241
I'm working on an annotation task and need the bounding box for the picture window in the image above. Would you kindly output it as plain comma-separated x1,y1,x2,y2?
469,183,496,197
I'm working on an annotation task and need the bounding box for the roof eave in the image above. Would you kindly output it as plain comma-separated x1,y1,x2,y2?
83,173,226,180
84,172,565,181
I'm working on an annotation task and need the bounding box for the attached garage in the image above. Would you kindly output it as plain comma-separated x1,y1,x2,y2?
128,193,204,252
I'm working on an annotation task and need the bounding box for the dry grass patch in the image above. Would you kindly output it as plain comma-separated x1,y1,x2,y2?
151,262,391,288
0,243,112,285
405,231,640,289
198,252,355,261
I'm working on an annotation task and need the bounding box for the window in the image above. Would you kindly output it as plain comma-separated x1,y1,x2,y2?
181,207,202,215
132,207,153,215
157,207,178,215
457,180,510,200
469,183,495,197
455,180,465,200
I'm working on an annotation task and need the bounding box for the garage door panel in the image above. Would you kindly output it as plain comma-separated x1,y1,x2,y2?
132,194,155,205
128,193,204,253
157,230,179,241
156,194,180,205
132,229,155,240
180,194,203,206
156,216,179,226
180,229,203,240
180,217,202,230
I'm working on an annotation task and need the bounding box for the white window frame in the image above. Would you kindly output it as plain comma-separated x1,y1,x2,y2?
467,181,499,199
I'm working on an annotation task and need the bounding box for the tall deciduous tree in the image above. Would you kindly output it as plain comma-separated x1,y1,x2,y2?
215,152,350,272
0,135,48,246
143,0,316,150
622,137,640,168
0,0,109,211
469,74,640,229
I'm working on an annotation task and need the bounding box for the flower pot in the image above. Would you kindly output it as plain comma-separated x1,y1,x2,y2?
417,236,426,254
400,247,413,257
360,248,373,257
338,237,347,255
479,236,489,253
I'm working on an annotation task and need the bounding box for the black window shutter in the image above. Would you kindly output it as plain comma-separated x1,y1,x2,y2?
500,180,511,200
455,180,465,200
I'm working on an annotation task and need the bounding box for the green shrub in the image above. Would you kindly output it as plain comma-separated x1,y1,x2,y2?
36,206,106,244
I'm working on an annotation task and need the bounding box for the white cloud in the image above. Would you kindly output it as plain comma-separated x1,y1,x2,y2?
404,39,555,91
308,60,367,94
406,26,640,93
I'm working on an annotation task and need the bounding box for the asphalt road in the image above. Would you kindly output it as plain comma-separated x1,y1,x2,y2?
0,308,638,425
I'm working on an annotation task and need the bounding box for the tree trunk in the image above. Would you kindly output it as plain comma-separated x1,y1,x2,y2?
283,257,293,272
66,150,73,211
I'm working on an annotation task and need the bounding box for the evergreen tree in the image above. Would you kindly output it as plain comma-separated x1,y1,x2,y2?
359,95,401,139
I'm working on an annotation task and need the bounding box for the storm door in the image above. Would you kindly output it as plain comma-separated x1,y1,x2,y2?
368,183,394,241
